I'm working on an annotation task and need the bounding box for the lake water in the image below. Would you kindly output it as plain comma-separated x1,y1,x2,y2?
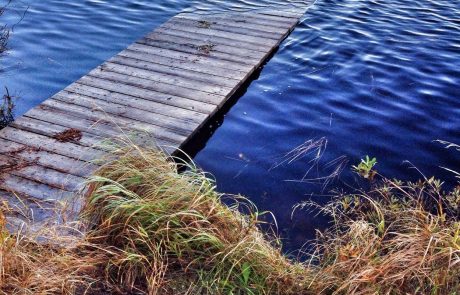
1,0,460,253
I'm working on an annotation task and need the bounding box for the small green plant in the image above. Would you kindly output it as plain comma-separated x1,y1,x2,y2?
352,155,377,180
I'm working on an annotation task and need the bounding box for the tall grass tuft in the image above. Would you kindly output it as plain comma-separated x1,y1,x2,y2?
81,146,312,294
303,176,460,294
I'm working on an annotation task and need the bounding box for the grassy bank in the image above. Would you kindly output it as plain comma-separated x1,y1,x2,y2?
1,145,459,294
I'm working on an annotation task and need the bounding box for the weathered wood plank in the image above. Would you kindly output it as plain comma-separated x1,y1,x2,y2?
161,17,280,46
10,116,103,149
149,27,271,53
177,12,296,29
0,174,74,202
127,43,255,73
0,190,60,225
238,11,301,25
118,49,246,80
42,97,189,144
108,55,239,88
257,9,306,19
36,101,186,153
176,13,292,35
0,138,94,178
0,127,105,162
139,33,264,60
87,69,227,109
78,75,218,112
0,154,85,192
55,90,203,131
136,37,259,66
23,105,179,152
99,62,233,95
65,82,209,121
167,17,284,40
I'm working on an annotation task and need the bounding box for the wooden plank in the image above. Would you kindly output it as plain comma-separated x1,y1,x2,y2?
118,50,246,80
0,190,58,224
238,11,300,25
135,37,260,66
177,12,296,29
108,55,239,88
0,173,74,201
149,27,271,54
78,75,219,112
52,92,200,137
139,32,265,60
0,127,105,162
0,138,94,178
40,99,187,146
127,43,255,73
0,154,85,192
87,69,227,109
65,82,209,121
161,17,281,45
98,61,233,95
10,116,104,149
23,105,179,152
57,89,204,129
257,9,306,19
176,13,292,35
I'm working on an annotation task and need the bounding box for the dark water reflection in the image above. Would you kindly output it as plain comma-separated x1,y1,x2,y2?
1,0,460,253
194,0,460,252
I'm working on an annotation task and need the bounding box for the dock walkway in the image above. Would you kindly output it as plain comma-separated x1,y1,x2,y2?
0,9,305,223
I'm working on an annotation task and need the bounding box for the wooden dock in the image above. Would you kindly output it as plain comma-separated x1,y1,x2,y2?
0,9,305,224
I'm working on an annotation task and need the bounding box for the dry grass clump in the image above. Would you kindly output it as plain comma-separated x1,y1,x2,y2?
307,177,460,294
81,146,312,294
0,144,459,294
0,210,104,294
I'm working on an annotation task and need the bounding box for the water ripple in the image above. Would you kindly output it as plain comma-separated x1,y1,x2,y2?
195,0,460,251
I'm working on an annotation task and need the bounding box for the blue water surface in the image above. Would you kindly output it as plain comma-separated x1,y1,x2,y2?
1,0,460,253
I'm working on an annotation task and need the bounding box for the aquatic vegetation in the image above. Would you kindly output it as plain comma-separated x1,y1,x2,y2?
0,1,10,56
0,88,14,129
0,2,15,130
0,144,459,294
352,155,377,180
306,176,460,294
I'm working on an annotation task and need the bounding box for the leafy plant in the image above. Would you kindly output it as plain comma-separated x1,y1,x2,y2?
352,155,377,180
